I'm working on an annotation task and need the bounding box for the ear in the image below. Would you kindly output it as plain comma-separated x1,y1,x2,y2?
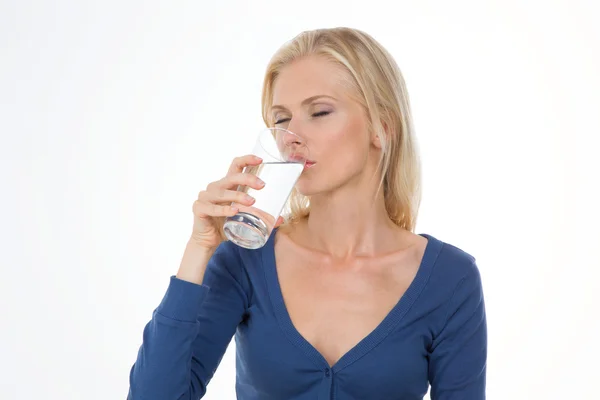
372,132,383,149
371,121,389,149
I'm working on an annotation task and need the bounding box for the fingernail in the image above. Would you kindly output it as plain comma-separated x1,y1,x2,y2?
245,195,255,204
254,156,263,162
231,207,239,212
257,178,265,187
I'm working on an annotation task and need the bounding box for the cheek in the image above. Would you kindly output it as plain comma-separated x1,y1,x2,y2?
317,118,369,167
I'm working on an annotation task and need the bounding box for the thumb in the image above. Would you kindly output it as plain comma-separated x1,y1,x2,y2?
274,216,284,228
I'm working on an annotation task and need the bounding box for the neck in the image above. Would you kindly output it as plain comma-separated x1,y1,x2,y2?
303,181,400,259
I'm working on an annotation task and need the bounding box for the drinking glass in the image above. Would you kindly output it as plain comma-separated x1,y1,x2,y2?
223,127,309,249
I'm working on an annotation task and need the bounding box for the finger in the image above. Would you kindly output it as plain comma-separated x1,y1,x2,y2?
274,216,284,228
227,155,263,176
193,199,238,218
205,189,256,206
212,172,265,191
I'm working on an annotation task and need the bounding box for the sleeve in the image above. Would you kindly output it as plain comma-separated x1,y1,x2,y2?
127,242,249,400
428,261,487,400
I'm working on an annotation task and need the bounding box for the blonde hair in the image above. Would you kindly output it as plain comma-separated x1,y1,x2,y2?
261,27,422,232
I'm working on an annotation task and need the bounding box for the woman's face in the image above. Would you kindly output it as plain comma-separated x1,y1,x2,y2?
271,55,381,197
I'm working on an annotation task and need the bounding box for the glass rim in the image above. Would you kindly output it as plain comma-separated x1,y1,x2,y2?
257,126,310,162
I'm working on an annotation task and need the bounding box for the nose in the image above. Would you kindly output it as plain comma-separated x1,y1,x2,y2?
275,127,309,162
277,130,305,151
282,132,303,147
285,118,304,140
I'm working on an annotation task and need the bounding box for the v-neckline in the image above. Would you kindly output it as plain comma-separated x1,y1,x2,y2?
261,228,444,373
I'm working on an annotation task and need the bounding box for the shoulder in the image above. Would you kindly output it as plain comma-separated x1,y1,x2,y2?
205,240,248,281
422,233,483,293
208,239,265,282
210,240,242,264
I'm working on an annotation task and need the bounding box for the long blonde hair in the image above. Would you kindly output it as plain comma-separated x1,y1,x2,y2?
261,27,422,232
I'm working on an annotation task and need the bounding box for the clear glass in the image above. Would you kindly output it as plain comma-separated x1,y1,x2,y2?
223,127,309,249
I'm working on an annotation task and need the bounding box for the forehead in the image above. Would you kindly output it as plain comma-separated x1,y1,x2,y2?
272,56,351,106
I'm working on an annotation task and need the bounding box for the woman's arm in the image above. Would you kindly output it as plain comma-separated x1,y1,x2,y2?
428,261,487,400
128,241,249,400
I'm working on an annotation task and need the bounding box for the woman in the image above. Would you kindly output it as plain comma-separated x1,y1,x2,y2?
128,27,487,400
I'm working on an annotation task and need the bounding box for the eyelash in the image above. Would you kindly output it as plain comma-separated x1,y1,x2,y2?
274,111,331,125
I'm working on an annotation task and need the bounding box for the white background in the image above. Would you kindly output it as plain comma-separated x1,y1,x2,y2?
1,0,599,399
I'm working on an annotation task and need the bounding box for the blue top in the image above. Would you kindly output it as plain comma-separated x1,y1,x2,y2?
128,231,487,400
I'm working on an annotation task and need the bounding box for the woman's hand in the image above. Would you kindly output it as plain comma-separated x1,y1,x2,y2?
189,154,266,250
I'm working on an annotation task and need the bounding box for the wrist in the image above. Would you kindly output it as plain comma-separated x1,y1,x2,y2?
184,240,217,256
176,242,217,285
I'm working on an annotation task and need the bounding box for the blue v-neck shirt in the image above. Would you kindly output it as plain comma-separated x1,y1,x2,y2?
128,232,487,399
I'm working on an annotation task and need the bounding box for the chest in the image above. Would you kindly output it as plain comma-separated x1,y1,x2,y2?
274,249,422,367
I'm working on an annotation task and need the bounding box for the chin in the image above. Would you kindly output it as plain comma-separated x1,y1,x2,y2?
293,182,315,197
294,175,317,197
294,175,335,197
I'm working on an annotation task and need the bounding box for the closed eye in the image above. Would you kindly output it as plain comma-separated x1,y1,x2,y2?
312,111,331,118
274,111,331,125
274,117,291,125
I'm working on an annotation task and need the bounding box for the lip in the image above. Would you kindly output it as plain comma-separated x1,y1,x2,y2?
288,153,312,163
303,161,316,170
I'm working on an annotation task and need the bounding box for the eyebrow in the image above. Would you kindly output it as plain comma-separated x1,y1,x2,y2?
271,95,337,111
